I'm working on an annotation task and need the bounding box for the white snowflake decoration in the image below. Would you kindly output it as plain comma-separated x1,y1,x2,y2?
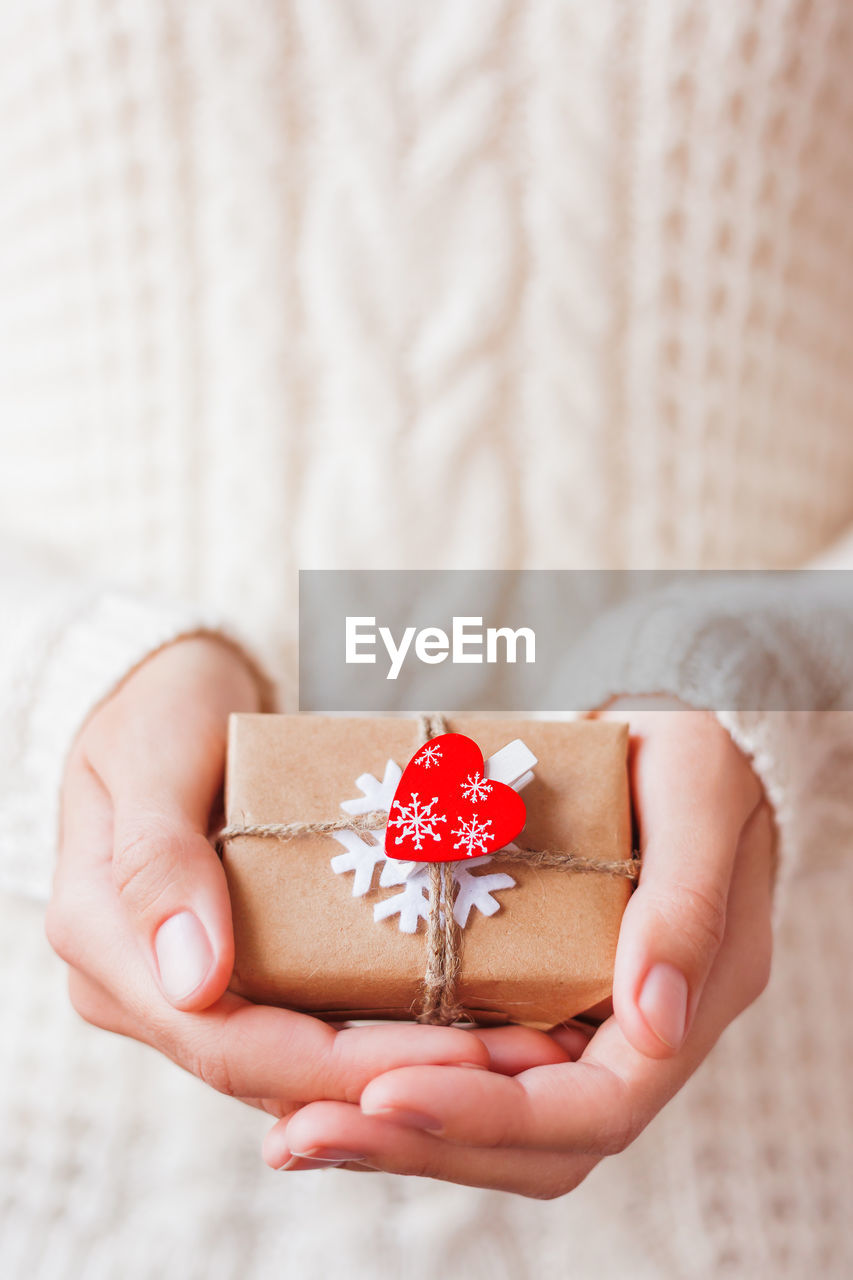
339,758,401,818
373,867,431,932
413,743,443,769
452,857,516,926
459,771,493,803
329,838,388,897
330,746,536,934
387,793,447,851
451,813,494,857
371,856,517,933
329,759,401,895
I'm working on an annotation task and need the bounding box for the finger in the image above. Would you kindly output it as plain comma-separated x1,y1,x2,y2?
82,696,235,1012
612,715,759,1057
69,936,492,1103
48,754,115,963
356,811,774,1152
65,905,493,1101
549,1020,596,1060
237,1100,303,1120
465,1024,574,1074
64,975,305,1120
157,999,490,1104
358,1058,638,1152
55,748,113,882
168,999,491,1102
60,861,493,1101
267,1102,595,1197
54,808,494,1109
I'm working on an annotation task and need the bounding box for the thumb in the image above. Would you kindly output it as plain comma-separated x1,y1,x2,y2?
99,712,234,1011
612,811,736,1059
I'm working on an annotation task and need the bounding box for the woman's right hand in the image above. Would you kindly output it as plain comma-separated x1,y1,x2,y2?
45,636,494,1119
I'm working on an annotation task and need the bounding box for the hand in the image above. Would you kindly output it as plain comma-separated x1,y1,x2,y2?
46,637,502,1118
261,702,776,1192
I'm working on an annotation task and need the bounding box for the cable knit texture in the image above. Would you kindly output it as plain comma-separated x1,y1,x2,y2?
1,1,853,1276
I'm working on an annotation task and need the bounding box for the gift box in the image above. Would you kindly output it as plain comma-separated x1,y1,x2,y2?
219,714,636,1029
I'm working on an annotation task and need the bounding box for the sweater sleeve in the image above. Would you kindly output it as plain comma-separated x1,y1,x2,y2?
0,543,273,902
566,569,853,931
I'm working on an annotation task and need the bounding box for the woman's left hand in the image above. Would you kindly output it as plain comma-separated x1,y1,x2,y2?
262,704,776,1195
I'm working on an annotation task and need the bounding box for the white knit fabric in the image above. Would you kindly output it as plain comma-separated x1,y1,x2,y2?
1,1,853,1275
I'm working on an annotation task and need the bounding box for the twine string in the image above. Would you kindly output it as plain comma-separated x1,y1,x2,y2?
217,812,387,848
217,818,640,880
217,713,640,1025
413,713,466,1025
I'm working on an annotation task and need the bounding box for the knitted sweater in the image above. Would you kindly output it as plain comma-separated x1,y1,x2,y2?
1,2,853,1277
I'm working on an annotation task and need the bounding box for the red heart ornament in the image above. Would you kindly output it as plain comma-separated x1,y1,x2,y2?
385,733,527,863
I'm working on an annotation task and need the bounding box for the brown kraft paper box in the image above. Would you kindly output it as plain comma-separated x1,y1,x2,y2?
220,714,635,1029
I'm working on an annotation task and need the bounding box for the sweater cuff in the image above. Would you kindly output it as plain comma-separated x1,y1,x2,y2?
712,708,853,931
0,589,272,902
711,710,794,931
566,589,820,931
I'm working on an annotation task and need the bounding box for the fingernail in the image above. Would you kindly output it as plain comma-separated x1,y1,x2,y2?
278,1156,348,1171
154,911,213,1001
282,1148,366,1170
363,1106,443,1132
638,962,689,1050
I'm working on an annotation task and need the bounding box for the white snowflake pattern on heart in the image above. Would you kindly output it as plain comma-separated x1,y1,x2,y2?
386,792,447,851
451,813,494,857
459,771,493,803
